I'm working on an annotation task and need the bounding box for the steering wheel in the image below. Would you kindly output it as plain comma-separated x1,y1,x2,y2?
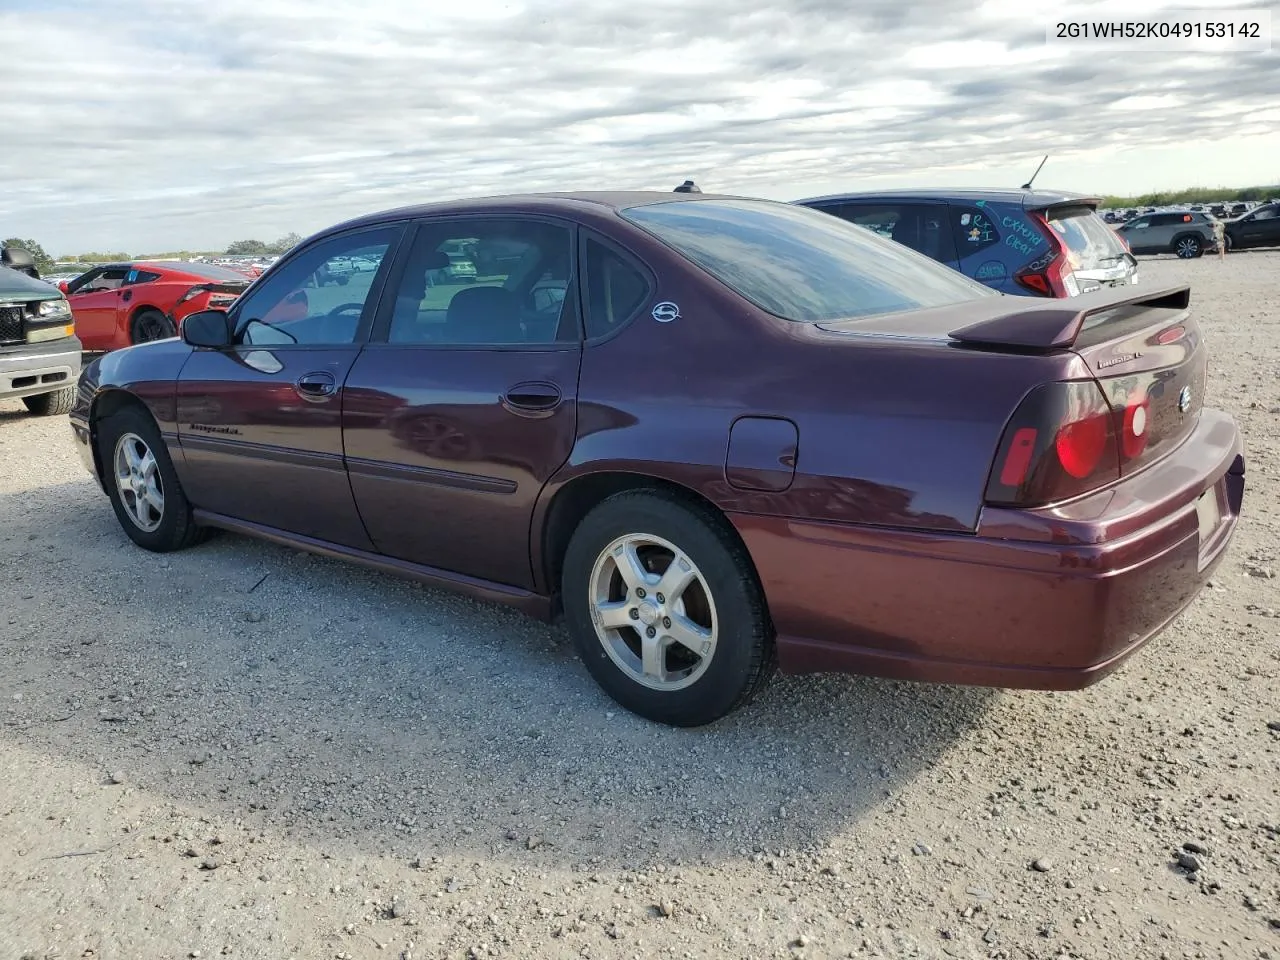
318,302,365,342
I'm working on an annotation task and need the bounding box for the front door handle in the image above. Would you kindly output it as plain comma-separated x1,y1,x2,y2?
295,371,337,399
503,381,562,416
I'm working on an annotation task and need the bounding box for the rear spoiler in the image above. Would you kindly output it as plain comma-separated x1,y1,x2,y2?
948,285,1191,351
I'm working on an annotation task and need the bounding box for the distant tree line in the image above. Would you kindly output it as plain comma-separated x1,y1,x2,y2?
2,231,305,270
224,233,303,256
1101,184,1280,208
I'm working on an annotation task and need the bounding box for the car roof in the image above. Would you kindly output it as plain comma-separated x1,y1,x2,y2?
794,187,1103,209
326,191,750,234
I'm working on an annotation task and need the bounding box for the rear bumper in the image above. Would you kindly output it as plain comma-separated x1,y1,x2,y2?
0,340,81,401
733,408,1245,690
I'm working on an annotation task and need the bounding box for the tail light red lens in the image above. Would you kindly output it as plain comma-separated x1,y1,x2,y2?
1055,412,1109,478
985,381,1121,506
1013,213,1078,298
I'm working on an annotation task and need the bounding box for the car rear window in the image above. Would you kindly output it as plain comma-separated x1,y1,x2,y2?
1043,206,1129,269
621,198,996,323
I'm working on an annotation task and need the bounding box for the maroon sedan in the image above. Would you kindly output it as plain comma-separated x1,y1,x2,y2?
68,193,1246,727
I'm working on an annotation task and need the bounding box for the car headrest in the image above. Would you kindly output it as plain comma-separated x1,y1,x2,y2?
399,249,452,300
445,285,521,341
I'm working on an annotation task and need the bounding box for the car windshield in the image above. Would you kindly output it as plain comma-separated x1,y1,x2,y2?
621,198,995,323
1044,206,1130,269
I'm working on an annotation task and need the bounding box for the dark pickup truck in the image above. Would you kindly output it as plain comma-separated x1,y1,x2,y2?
0,246,82,415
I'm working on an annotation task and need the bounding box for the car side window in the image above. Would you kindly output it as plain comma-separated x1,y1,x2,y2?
827,203,954,263
581,238,650,340
951,206,1001,256
386,219,573,345
826,203,897,240
124,269,162,286
1129,218,1150,229
74,268,129,293
66,269,103,294
232,228,397,346
1253,206,1278,220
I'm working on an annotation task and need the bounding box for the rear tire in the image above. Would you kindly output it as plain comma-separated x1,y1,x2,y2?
22,385,76,417
130,309,176,344
561,490,776,727
1174,235,1203,259
97,405,207,552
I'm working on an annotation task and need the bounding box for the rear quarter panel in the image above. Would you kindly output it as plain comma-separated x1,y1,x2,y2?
549,211,1090,539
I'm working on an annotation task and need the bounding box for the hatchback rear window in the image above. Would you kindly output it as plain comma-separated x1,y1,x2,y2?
622,199,995,323
1043,206,1129,270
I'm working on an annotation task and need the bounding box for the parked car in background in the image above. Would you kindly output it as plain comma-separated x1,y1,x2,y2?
795,189,1137,298
42,271,86,287
70,191,1243,727
1115,211,1218,258
62,260,252,352
1222,202,1280,251
1,246,81,415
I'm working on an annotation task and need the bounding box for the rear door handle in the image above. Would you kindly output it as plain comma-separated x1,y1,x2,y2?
503,381,562,415
295,371,337,399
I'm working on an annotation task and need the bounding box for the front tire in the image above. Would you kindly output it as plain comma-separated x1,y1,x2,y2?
22,385,76,416
130,309,176,344
1174,235,1203,259
97,405,206,552
562,490,775,727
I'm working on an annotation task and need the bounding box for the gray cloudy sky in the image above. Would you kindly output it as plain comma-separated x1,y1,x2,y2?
1,0,1277,254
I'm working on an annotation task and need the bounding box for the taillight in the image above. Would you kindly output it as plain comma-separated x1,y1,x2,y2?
985,381,1121,506
1118,388,1151,461
1014,213,1080,298
176,285,206,305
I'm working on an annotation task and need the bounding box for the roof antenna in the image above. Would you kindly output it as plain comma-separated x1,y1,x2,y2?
1021,155,1048,191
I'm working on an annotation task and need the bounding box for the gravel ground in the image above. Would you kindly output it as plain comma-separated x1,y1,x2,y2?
1,251,1277,960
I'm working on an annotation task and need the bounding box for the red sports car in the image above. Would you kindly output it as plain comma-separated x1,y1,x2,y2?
68,193,1246,727
61,260,251,352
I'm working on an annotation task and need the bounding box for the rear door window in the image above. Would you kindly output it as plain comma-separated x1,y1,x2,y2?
580,237,650,340
950,205,1002,257
820,203,957,265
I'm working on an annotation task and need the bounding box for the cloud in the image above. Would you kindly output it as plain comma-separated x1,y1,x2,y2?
0,0,1276,253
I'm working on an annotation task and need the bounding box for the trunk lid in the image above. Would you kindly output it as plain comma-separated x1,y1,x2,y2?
1069,294,1206,477
944,283,1204,478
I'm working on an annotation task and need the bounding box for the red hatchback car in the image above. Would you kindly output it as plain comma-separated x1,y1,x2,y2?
68,193,1246,726
62,260,251,352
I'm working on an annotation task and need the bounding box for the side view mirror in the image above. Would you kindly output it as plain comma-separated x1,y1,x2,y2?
57,280,70,294
182,309,232,349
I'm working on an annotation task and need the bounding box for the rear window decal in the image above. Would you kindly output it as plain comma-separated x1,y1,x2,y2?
966,213,996,244
975,260,1007,281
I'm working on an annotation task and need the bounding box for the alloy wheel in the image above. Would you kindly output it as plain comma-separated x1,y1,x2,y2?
588,533,718,691
113,432,165,532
